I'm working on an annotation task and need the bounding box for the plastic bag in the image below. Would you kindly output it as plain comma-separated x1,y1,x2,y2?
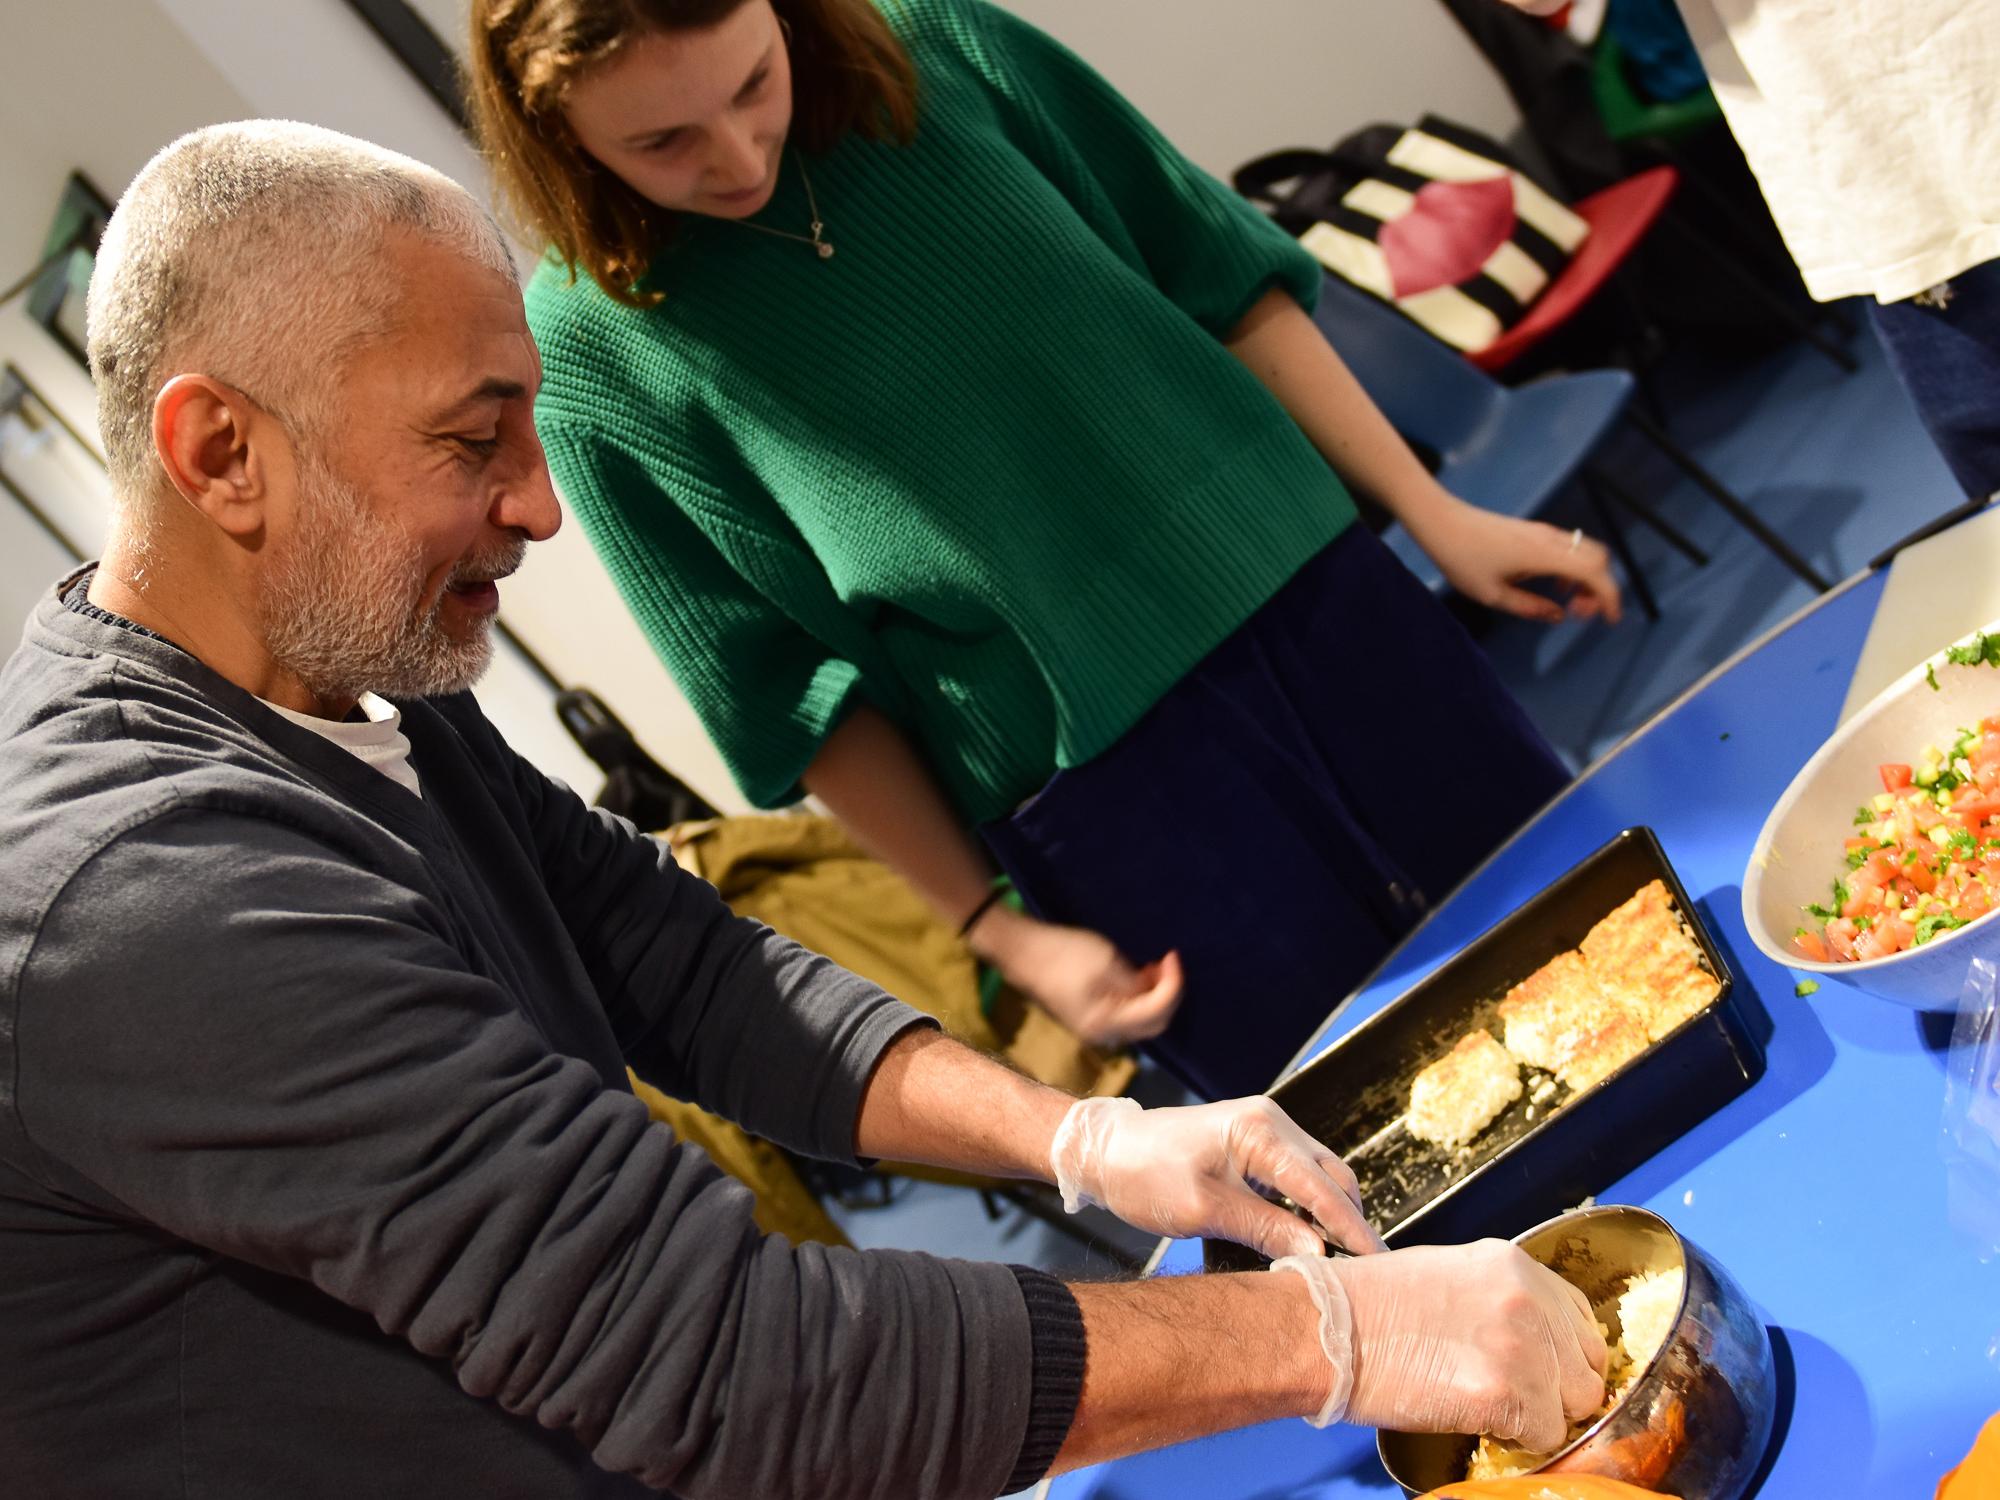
1941,958,2000,1258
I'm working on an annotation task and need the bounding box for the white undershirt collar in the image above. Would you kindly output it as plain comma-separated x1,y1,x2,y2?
262,690,424,799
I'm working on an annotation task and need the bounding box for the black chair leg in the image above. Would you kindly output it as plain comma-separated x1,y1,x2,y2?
1583,474,1662,621
1632,362,1672,430
1650,141,1799,285
1607,270,1673,424
1641,143,1859,344
1670,213,1859,373
1625,411,1834,590
1585,466,1710,565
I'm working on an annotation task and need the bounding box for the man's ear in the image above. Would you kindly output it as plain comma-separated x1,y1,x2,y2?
150,375,277,539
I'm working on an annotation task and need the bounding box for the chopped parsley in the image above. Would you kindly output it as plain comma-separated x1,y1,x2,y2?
1794,979,1820,997
1800,703,2000,962
1945,632,2000,669
1914,912,1970,945
1806,876,1850,922
1928,662,1942,691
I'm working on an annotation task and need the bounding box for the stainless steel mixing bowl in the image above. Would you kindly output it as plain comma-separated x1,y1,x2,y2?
1378,1204,1777,1497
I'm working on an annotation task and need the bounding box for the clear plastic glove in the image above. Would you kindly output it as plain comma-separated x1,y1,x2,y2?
1272,1240,1608,1449
967,906,1183,1046
1049,1095,1387,1258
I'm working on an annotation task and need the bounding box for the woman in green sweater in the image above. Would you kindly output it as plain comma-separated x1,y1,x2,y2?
471,0,1622,1098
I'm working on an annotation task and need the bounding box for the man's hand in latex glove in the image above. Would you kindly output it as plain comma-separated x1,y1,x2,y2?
966,906,1183,1047
1050,1095,1387,1258
1274,1240,1608,1448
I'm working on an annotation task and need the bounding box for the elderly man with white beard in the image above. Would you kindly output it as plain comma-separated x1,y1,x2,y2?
0,122,1604,1500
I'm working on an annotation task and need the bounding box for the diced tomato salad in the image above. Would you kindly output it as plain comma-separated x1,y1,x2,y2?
1795,715,2000,963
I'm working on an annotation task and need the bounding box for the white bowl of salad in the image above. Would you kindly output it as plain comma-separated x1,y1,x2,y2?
1743,626,2000,1007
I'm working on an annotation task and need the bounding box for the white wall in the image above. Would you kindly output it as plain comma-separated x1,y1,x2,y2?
0,0,254,282
996,2,1520,180
0,0,251,646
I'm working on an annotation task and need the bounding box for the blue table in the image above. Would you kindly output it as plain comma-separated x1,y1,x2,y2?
1051,567,2000,1499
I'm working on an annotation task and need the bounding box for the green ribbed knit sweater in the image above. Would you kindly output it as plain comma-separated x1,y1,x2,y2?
527,0,1358,823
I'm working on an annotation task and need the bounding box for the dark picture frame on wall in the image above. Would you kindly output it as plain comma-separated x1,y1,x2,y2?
342,0,470,130
2,173,114,373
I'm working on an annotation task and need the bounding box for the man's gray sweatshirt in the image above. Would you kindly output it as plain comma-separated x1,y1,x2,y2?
0,574,1085,1498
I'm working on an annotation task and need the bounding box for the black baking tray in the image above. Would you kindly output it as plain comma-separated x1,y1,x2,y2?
1205,827,1763,1271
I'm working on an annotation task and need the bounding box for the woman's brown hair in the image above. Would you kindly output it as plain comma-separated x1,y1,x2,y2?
469,0,917,306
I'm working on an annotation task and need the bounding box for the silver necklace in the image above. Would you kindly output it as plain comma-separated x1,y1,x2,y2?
737,154,834,260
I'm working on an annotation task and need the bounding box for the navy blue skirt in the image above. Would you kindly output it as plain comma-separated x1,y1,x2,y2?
980,524,1568,1100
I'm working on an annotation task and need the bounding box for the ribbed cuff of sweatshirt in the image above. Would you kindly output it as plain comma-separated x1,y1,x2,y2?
1001,1266,1088,1493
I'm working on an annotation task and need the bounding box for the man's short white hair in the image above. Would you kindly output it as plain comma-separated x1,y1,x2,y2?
87,120,516,508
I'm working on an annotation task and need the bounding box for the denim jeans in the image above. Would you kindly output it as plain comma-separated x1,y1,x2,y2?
1869,256,2000,500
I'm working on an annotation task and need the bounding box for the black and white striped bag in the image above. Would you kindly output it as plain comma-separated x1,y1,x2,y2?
1235,116,1590,355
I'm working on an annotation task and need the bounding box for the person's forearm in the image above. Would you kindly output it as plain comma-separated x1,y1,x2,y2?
1225,287,1453,529
1225,287,1623,624
1049,1273,1328,1472
801,703,997,931
799,704,1068,984
802,708,1182,1044
854,1025,1074,1179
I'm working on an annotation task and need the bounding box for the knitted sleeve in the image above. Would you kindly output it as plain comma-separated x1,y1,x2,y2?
14,809,1047,1498
964,0,1321,334
540,421,890,810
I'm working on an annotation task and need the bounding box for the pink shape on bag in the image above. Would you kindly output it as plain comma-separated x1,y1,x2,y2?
1379,175,1516,298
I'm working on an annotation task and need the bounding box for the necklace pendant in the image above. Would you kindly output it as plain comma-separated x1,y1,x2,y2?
816,241,835,260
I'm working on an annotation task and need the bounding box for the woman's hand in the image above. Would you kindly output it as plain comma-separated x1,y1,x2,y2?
966,905,1183,1046
1402,493,1624,625
1220,290,1619,627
